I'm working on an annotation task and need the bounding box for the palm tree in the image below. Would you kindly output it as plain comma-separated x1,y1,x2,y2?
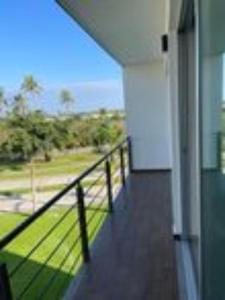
21,75,42,95
21,75,42,111
14,94,27,116
60,89,75,116
21,75,42,212
13,92,37,211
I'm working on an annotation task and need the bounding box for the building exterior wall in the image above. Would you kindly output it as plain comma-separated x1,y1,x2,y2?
123,61,172,170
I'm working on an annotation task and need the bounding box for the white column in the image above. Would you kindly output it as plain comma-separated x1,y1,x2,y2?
123,60,172,170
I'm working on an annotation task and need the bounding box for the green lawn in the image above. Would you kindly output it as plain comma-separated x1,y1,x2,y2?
0,149,123,299
0,206,107,300
0,150,121,197
0,151,101,181
0,150,101,198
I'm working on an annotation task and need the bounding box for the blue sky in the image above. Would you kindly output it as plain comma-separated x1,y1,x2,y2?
0,0,123,113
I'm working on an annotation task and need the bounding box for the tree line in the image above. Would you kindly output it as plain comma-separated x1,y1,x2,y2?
0,75,125,163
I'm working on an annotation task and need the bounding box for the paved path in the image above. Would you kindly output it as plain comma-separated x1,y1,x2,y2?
0,182,120,214
0,172,100,191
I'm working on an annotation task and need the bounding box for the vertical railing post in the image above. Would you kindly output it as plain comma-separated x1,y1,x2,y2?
0,263,13,300
120,146,126,187
127,137,133,173
76,182,90,263
105,159,113,213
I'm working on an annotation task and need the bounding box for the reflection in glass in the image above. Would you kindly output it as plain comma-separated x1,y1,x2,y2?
200,1,225,299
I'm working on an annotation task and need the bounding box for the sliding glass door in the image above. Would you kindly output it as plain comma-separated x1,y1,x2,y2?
199,0,225,299
178,1,201,290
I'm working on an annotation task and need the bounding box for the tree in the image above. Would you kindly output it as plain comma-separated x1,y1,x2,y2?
99,108,107,116
13,94,27,116
25,111,58,161
1,127,33,161
72,119,92,147
21,75,42,112
60,89,74,116
91,119,111,153
20,76,41,211
21,75,42,95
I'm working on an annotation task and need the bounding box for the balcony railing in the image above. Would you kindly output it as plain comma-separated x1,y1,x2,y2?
0,137,132,300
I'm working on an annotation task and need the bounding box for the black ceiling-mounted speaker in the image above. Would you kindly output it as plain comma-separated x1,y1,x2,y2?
161,34,168,52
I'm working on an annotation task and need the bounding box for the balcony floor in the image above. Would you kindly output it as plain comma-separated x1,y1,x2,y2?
67,172,178,300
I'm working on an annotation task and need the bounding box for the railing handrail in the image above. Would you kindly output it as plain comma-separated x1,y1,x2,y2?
0,137,129,250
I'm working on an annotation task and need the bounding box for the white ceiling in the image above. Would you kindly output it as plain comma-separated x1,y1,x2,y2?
57,0,167,66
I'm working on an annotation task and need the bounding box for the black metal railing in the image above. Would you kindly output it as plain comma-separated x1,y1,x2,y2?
0,137,132,300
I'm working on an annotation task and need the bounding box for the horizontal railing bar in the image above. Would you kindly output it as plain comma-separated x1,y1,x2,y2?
112,173,122,187
9,205,78,277
0,187,77,250
76,138,127,181
86,207,108,213
111,167,121,178
83,171,105,196
112,188,121,199
86,208,101,228
86,193,107,228
36,242,82,300
85,184,106,210
111,164,121,175
17,222,81,300
68,251,82,277
55,251,82,298
0,137,128,250
95,192,108,211
88,211,107,241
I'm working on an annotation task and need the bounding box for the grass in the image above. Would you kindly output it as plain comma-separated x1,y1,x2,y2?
0,151,100,181
0,149,124,299
0,152,121,198
0,206,107,300
0,150,101,199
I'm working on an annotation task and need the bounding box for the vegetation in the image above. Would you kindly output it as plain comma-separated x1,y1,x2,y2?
0,75,125,298
0,75,125,163
0,151,100,181
0,208,106,300
60,89,75,116
0,75,125,210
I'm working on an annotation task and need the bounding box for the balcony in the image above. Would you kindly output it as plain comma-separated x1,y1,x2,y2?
0,138,178,300
66,172,178,300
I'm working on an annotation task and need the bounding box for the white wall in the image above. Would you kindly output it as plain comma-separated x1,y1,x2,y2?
123,60,172,170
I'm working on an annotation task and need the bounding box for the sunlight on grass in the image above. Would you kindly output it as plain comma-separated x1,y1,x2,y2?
0,151,100,181
0,206,107,300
